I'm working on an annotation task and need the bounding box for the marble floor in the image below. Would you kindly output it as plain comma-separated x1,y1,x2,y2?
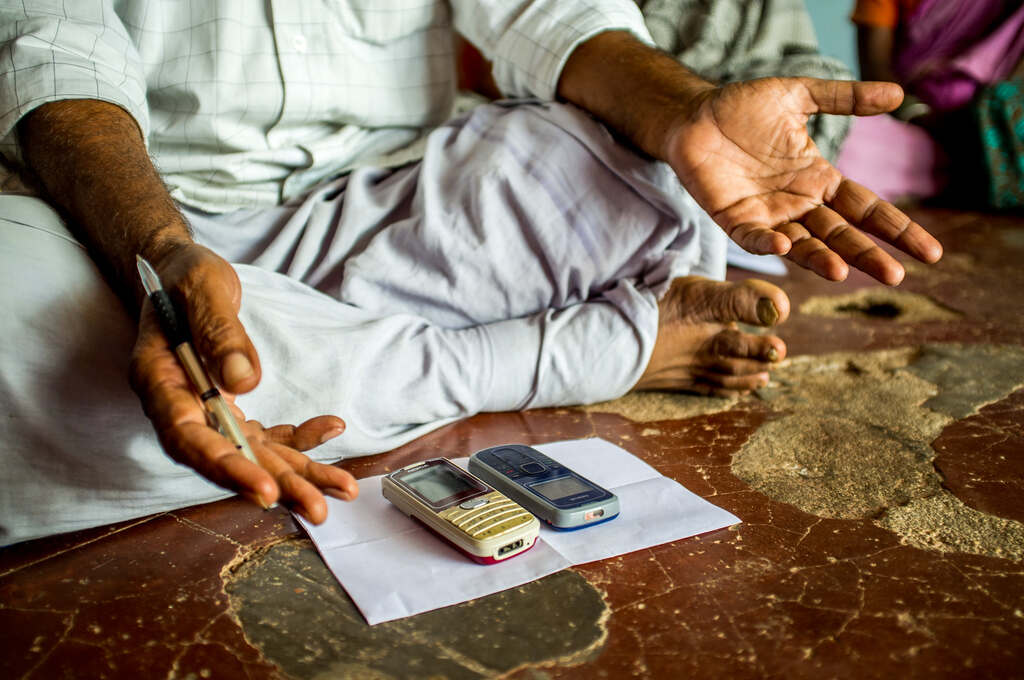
2,207,1022,680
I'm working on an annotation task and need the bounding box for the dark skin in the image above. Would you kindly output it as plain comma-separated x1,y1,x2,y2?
21,101,358,522
857,24,899,84
20,30,941,523
560,32,941,285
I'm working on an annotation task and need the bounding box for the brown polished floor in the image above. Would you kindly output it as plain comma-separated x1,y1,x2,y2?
2,207,1023,680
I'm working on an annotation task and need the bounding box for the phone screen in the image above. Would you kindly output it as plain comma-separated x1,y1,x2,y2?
399,464,477,504
530,475,592,501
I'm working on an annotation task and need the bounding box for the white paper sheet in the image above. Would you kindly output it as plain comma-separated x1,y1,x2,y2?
297,437,740,625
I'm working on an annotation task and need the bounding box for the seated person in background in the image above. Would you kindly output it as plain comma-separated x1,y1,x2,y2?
0,0,941,545
839,0,1024,207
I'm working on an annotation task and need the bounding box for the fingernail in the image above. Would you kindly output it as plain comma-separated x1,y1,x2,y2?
223,352,255,386
320,427,344,444
252,493,275,511
767,347,780,362
757,298,779,326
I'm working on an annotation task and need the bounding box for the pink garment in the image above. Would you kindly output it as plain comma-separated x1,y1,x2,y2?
835,115,947,202
896,0,1024,112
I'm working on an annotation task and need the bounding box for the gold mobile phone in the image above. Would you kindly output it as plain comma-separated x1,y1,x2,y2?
382,458,540,564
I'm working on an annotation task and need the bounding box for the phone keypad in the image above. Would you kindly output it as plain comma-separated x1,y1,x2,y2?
440,492,533,538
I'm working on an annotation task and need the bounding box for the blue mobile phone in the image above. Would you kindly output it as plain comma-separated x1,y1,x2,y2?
468,444,619,530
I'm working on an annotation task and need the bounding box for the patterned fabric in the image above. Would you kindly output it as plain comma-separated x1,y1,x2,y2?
0,0,652,212
638,0,854,161
975,78,1024,209
894,0,1024,113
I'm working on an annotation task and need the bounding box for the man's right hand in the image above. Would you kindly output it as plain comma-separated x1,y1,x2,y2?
129,244,359,522
21,100,357,523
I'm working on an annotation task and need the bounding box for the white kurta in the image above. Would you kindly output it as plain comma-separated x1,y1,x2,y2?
0,101,726,544
0,1,726,544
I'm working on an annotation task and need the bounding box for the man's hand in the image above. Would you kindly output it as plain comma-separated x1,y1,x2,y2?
130,244,358,522
663,77,942,284
21,100,358,523
558,32,943,284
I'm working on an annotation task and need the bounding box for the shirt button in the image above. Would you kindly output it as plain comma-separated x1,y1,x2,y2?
292,34,308,52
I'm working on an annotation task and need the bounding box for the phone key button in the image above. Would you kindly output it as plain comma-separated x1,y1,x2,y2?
459,498,490,510
464,509,527,535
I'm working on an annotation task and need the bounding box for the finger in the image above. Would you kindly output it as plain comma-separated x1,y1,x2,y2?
263,415,347,451
132,317,280,508
256,442,332,523
802,206,906,285
130,318,210,430
272,445,360,501
727,222,792,256
799,78,904,117
774,222,850,281
177,259,261,394
829,179,943,265
226,398,246,423
158,421,279,507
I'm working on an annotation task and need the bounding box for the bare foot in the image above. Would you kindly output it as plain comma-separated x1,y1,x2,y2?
634,276,790,397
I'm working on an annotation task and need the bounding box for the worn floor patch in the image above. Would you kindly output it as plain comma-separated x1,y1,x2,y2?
877,493,1024,559
905,344,1024,418
582,391,735,422
733,344,1024,560
225,539,608,680
799,287,962,322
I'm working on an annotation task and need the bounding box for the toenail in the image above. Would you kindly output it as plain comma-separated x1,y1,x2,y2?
757,298,779,326
767,347,780,362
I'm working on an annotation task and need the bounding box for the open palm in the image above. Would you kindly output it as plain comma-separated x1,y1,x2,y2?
666,77,942,284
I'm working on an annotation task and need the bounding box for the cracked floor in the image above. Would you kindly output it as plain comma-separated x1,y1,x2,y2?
1,207,1022,679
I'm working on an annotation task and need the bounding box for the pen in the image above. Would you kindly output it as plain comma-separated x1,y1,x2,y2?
135,255,266,484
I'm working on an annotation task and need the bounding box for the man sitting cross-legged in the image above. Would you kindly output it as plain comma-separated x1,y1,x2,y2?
0,5,941,545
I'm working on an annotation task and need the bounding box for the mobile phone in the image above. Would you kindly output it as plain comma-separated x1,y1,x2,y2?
468,444,619,530
381,457,540,564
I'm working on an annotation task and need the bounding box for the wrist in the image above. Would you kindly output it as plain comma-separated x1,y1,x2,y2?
558,30,716,161
139,226,196,270
641,81,717,165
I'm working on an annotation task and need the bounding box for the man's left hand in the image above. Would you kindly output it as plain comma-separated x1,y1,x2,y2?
663,77,942,284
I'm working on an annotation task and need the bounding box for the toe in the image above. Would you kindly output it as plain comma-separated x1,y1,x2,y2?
731,279,791,327
696,370,771,393
706,328,787,364
669,277,791,327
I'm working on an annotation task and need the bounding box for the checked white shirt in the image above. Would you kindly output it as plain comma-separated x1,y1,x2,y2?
0,0,652,212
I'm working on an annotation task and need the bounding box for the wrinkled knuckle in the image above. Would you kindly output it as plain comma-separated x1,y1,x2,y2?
849,244,878,268
271,424,298,445
277,469,305,492
196,314,241,354
822,222,850,248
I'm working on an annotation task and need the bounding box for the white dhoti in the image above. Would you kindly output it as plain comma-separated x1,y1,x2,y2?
0,101,726,544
